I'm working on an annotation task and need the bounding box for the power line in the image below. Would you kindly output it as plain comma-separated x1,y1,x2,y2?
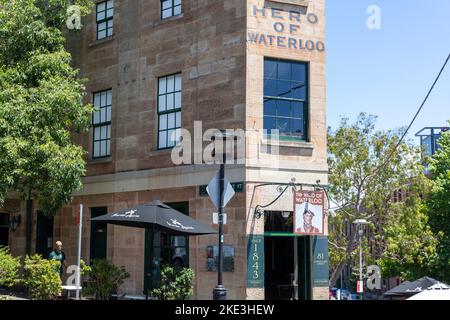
369,52,450,179
328,52,450,218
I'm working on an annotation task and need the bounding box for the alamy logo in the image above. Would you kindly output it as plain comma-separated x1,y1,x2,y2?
66,5,82,30
366,265,381,290
367,5,382,30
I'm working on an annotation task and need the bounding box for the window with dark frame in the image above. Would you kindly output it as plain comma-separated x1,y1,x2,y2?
157,73,182,149
96,0,114,40
264,58,308,140
92,89,112,159
161,0,182,19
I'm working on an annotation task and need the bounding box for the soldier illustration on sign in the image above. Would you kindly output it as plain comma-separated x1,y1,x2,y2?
296,201,321,234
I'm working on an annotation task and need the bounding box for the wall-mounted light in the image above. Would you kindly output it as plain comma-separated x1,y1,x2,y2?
281,211,291,219
9,214,21,231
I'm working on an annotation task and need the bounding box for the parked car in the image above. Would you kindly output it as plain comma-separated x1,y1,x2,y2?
349,293,359,300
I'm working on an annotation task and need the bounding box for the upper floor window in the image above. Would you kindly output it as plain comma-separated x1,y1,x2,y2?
161,0,182,19
92,89,112,159
263,59,308,141
96,0,114,40
158,74,182,149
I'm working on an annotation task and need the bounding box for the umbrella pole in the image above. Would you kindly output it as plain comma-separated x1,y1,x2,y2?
146,229,154,300
146,224,156,300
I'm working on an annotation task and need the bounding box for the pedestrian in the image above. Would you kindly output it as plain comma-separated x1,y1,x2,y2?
49,240,67,278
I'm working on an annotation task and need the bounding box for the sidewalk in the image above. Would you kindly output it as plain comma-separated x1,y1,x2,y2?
0,288,29,300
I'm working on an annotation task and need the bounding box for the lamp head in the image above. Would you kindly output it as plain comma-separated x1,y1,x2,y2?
281,211,291,219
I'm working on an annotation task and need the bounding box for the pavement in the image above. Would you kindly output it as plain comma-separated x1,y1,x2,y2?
0,288,29,300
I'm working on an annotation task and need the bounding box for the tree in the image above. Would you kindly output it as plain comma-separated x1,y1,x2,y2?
0,0,93,253
427,126,450,283
328,113,438,287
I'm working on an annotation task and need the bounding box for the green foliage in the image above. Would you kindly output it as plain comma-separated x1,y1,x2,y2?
427,126,450,283
327,113,438,286
83,259,130,300
23,254,62,300
0,246,21,288
149,264,194,300
0,0,94,215
79,259,91,277
378,201,438,280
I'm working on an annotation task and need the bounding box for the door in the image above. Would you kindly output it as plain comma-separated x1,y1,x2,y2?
90,207,108,261
144,202,189,295
0,213,9,247
264,211,312,300
264,236,295,299
36,212,54,258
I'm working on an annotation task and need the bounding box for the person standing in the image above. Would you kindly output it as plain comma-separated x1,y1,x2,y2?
49,240,67,278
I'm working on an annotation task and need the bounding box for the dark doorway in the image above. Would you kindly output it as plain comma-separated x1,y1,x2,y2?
264,211,312,300
144,202,189,294
264,236,295,299
0,213,9,247
36,212,53,258
90,207,108,261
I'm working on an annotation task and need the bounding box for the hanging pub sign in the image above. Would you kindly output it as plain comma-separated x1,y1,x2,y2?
294,190,325,235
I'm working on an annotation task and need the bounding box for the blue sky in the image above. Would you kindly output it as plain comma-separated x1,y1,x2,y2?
326,0,450,143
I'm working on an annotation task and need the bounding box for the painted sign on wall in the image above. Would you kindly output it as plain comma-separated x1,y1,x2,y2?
247,235,265,288
248,5,325,52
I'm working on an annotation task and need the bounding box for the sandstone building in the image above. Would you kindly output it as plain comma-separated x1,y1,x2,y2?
3,0,328,300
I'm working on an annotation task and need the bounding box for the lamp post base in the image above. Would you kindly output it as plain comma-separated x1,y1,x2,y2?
213,285,227,300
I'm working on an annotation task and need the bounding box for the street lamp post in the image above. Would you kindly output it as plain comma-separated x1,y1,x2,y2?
213,147,227,300
353,219,368,300
212,130,235,301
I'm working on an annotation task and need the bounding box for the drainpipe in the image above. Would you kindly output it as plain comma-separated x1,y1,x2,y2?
26,195,32,255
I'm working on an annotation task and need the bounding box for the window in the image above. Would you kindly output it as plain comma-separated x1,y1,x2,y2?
264,58,308,140
0,213,9,247
96,0,114,40
92,90,112,159
158,74,182,149
90,207,108,261
161,0,182,19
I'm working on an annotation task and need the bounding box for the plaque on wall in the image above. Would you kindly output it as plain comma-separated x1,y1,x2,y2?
247,235,265,288
312,236,329,287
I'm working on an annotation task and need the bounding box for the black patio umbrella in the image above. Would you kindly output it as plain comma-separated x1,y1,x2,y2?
384,277,440,297
404,277,440,294
90,200,217,299
383,281,412,297
91,200,217,235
